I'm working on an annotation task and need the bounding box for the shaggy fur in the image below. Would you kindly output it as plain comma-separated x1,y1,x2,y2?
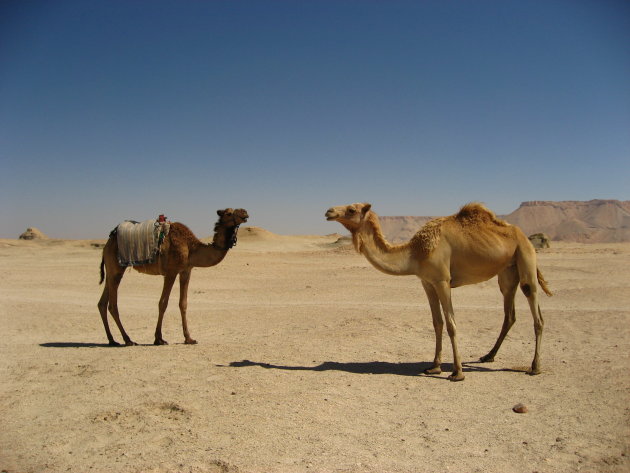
410,218,446,256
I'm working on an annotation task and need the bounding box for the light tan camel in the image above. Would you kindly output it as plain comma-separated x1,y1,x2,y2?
98,208,248,346
325,202,552,381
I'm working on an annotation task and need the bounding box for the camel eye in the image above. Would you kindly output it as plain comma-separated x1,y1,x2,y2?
348,208,356,214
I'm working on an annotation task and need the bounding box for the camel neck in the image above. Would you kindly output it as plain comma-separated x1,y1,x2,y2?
212,225,238,251
355,213,415,276
190,225,235,267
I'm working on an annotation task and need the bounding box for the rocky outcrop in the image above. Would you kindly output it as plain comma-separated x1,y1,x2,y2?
19,227,48,240
528,233,551,249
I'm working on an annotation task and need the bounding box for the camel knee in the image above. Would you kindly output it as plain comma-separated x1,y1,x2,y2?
97,297,108,312
98,302,107,315
432,318,444,332
520,283,533,298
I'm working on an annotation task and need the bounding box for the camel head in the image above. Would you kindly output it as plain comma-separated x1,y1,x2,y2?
325,203,372,232
216,208,249,227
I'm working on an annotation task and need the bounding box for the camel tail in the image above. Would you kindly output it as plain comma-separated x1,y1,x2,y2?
537,268,552,296
99,257,105,285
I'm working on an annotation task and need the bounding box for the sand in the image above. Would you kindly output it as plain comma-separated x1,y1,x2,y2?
1,234,629,473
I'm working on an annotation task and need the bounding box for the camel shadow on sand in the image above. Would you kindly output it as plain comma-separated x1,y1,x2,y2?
39,341,162,348
40,342,114,348
224,359,525,378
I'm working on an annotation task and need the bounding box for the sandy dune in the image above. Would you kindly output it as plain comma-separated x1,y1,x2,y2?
1,234,629,473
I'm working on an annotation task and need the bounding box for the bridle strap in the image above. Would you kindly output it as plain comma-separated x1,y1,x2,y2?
228,224,240,249
213,224,240,251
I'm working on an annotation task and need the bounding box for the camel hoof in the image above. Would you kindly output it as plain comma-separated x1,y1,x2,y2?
108,340,121,347
448,373,465,382
527,367,541,376
480,354,495,363
154,339,168,346
184,338,198,345
424,366,442,375
124,340,138,346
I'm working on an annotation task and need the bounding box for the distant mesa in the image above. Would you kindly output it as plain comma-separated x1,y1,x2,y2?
504,200,630,243
379,200,630,243
378,216,435,243
19,227,48,240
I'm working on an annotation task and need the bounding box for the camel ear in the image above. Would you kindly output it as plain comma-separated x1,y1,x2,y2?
217,210,225,217
361,203,372,215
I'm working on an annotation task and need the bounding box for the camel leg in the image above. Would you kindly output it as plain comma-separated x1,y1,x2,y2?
481,265,519,362
178,269,197,344
106,273,137,346
523,288,544,375
154,273,177,345
97,284,120,346
421,280,443,375
433,281,464,381
516,247,545,375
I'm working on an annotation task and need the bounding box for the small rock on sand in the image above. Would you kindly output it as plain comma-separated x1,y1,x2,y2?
513,403,528,414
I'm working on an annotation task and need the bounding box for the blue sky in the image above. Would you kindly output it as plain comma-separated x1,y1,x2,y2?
1,0,629,238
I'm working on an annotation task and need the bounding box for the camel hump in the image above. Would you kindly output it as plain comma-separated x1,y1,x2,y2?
455,203,509,227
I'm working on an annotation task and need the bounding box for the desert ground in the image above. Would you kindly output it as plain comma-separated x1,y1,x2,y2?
1,230,629,473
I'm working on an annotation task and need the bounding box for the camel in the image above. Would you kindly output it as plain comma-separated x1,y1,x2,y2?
97,208,248,346
325,202,552,381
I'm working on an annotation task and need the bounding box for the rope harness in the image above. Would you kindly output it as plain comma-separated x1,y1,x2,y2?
227,224,240,249
213,224,240,251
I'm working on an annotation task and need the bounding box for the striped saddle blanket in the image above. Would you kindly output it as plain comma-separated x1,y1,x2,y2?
114,219,170,267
